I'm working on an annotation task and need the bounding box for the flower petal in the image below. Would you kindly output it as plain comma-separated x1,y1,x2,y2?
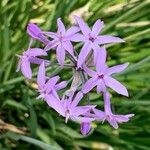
45,94,65,116
70,33,85,42
21,58,32,79
65,26,80,37
93,108,105,121
74,106,94,116
71,92,83,107
55,81,67,91
56,44,65,66
26,48,47,57
104,76,128,96
45,76,60,93
82,64,96,77
62,41,74,56
57,18,66,35
96,35,125,45
107,117,119,129
44,40,59,51
74,16,91,37
95,46,107,73
77,43,91,68
106,63,129,75
29,57,50,66
96,80,106,93
91,19,104,37
37,62,45,89
103,92,112,114
43,31,58,39
74,116,94,123
82,77,98,94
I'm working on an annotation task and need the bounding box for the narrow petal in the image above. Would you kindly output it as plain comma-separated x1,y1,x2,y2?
73,107,90,116
62,41,74,56
45,76,60,93
45,94,65,116
73,106,93,116
114,114,134,123
27,48,47,57
56,44,65,66
95,46,107,73
92,43,99,65
82,77,98,94
77,43,91,68
93,108,105,121
96,80,106,93
21,58,32,79
55,81,67,91
37,62,45,89
57,18,66,35
96,35,125,45
44,40,59,51
82,64,97,77
103,92,112,114
74,116,94,123
104,76,128,96
65,26,80,37
29,57,50,66
70,33,85,42
74,16,91,37
91,19,104,37
43,31,58,39
106,63,129,75
107,117,119,129
37,33,49,45
71,92,83,107
52,90,60,100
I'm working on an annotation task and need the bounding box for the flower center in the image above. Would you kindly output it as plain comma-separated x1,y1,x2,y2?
89,36,95,42
98,74,104,79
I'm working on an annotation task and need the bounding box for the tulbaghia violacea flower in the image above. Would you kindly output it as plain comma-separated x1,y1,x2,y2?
43,18,79,66
60,92,95,123
82,47,129,96
94,92,134,129
27,23,49,44
71,16,124,67
16,40,47,79
16,16,134,135
37,62,67,114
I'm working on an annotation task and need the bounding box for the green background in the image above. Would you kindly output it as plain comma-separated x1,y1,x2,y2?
0,0,150,149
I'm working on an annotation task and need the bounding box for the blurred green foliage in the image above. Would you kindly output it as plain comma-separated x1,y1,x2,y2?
0,0,150,149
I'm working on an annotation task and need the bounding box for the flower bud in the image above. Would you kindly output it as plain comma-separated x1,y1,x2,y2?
80,122,91,136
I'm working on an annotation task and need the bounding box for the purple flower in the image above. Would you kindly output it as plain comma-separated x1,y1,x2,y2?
94,92,134,129
71,16,124,68
60,92,95,123
27,23,49,44
82,47,129,96
37,62,67,114
43,18,79,66
16,40,47,79
80,122,91,136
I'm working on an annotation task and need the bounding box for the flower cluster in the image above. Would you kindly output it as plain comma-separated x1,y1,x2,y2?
17,16,134,136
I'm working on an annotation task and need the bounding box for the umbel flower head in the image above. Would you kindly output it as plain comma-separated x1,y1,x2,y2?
16,16,134,136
